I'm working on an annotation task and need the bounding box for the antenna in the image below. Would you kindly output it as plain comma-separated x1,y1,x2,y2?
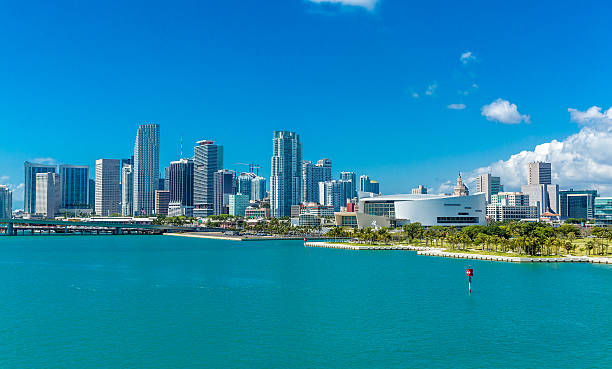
180,136,183,159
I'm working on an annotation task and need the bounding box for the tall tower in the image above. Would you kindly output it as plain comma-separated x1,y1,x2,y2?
168,158,194,216
121,164,134,216
340,171,357,200
35,172,61,219
270,131,302,217
528,162,552,185
0,185,12,219
133,124,160,216
193,140,223,217
59,165,90,214
213,169,234,215
475,173,502,204
453,173,469,196
95,159,121,216
24,161,56,214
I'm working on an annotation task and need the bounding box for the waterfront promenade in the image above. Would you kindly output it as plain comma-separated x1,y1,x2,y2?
304,241,612,264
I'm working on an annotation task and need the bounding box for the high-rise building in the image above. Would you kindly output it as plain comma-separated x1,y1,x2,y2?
528,161,552,185
213,169,235,215
35,172,61,219
251,176,267,201
521,184,560,216
0,185,13,219
168,158,194,217
359,175,371,193
164,166,170,193
412,185,428,195
237,173,256,200
193,140,223,217
319,180,348,212
133,123,160,216
340,171,357,200
475,174,502,204
95,159,121,216
270,131,302,217
559,189,598,220
486,192,538,222
154,190,170,216
229,193,250,217
594,197,612,226
59,165,90,214
24,161,56,214
88,179,95,210
302,158,332,204
121,164,134,216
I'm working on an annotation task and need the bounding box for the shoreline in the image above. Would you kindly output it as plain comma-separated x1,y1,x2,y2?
164,232,311,242
304,242,612,264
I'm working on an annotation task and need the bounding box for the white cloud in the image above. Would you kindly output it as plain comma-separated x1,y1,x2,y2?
568,106,612,126
307,0,379,10
447,103,466,110
32,157,58,165
411,92,419,99
460,51,476,64
481,98,530,124
425,82,438,96
0,175,9,183
460,106,612,195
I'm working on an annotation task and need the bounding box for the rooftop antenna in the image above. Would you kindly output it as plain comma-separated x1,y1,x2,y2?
180,136,183,159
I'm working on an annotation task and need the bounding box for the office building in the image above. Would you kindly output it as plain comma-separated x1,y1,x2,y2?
487,192,537,222
475,174,502,203
24,161,56,214
319,180,348,212
95,159,121,216
214,169,234,215
340,171,357,200
559,189,598,220
193,140,223,217
133,123,160,215
491,192,530,206
270,131,302,217
412,185,428,195
237,173,257,200
229,193,250,217
35,172,61,219
299,203,335,218
522,184,560,216
244,207,270,219
167,158,194,217
251,176,267,201
121,164,134,216
154,190,170,216
594,197,612,226
59,165,90,214
0,185,13,219
88,179,95,210
302,158,332,204
528,161,552,185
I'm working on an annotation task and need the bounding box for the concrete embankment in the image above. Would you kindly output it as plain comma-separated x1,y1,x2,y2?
165,232,308,242
304,242,612,264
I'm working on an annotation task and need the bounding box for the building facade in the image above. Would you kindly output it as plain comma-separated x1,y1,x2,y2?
95,159,121,216
411,185,428,195
251,176,267,201
0,185,13,219
24,161,56,214
35,172,61,219
559,189,598,220
475,174,502,204
121,164,133,216
340,171,357,200
168,158,194,217
594,197,612,226
133,123,160,216
193,140,223,217
319,180,348,212
302,158,332,204
59,165,90,214
528,161,552,185
154,190,170,216
213,169,234,215
270,131,302,217
229,194,250,217
244,207,270,219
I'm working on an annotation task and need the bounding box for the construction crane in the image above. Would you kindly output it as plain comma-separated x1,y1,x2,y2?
236,162,261,176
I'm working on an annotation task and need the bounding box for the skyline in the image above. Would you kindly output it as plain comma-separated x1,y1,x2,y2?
2,0,612,209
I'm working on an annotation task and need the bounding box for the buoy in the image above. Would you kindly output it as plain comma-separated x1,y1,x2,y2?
466,266,474,294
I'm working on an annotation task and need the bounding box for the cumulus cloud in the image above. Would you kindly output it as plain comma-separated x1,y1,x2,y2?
481,98,530,124
461,106,612,195
447,103,466,110
32,157,58,165
307,0,379,10
460,51,476,64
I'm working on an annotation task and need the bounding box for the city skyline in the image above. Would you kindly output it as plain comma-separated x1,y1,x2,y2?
2,0,612,209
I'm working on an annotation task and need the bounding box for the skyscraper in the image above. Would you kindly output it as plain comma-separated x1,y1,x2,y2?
340,171,357,200
559,189,598,220
475,173,502,204
270,131,302,217
24,161,56,214
133,124,160,215
0,185,13,219
121,164,134,216
528,162,552,185
193,140,223,217
213,169,235,215
302,158,332,204
35,172,61,219
168,158,194,216
319,180,347,212
251,176,267,201
237,172,256,199
95,159,121,216
59,165,90,214
154,190,170,216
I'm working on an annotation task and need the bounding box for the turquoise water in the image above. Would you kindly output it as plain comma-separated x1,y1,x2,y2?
0,235,610,368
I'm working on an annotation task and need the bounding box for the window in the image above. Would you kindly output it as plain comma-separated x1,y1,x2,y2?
458,212,469,215
444,203,460,206
437,216,479,224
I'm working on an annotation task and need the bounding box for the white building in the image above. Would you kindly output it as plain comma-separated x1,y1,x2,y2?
270,131,302,217
0,185,12,219
357,193,486,228
95,159,121,216
133,123,160,215
229,194,250,217
475,173,502,204
121,164,134,216
35,172,61,219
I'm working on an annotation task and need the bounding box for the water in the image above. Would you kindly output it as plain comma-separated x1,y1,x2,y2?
0,235,610,368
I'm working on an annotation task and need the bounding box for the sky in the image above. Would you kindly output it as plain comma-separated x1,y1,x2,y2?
1,0,612,210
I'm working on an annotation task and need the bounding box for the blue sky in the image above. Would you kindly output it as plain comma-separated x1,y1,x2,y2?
1,0,612,209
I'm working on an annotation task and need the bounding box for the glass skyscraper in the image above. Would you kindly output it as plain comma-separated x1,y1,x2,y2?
133,124,160,216
168,158,194,216
193,140,223,217
24,161,56,214
302,158,332,204
270,131,302,217
59,165,90,212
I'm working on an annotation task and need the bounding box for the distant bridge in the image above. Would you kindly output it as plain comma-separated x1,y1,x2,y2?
0,219,201,236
